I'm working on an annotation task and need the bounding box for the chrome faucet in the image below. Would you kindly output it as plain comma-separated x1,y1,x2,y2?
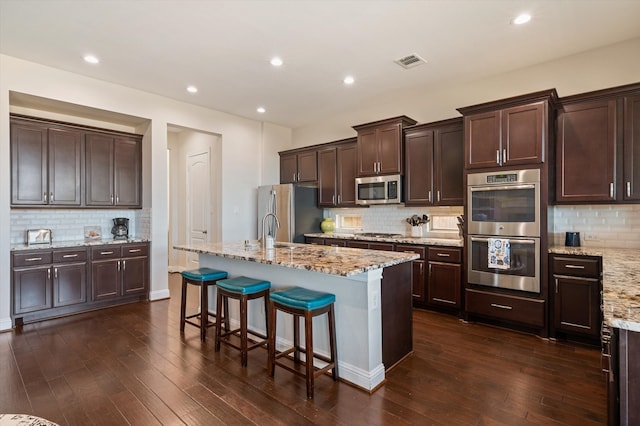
261,212,280,248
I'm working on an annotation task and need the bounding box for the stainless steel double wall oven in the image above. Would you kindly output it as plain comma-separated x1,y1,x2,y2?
467,169,541,293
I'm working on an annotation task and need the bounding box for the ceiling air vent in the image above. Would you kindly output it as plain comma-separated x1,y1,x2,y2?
394,53,427,69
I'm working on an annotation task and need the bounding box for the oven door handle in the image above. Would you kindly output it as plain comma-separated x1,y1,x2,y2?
469,184,536,192
470,236,537,245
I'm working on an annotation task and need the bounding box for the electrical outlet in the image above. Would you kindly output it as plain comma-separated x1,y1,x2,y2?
584,233,599,241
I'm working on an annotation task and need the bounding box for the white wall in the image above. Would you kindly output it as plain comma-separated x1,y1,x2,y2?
292,37,640,147
0,54,292,330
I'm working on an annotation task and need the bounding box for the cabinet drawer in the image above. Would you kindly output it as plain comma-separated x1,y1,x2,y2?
122,243,149,258
13,251,52,267
91,246,121,260
428,247,461,263
552,256,600,278
395,244,426,259
53,248,88,263
369,242,395,252
466,288,545,328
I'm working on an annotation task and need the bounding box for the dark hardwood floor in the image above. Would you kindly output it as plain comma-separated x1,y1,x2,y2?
0,273,606,425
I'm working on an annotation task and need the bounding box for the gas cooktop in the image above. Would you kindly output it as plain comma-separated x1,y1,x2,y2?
356,232,404,238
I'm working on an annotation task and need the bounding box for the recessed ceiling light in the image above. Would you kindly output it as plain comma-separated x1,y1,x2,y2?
270,57,283,67
83,54,99,64
257,107,266,114
512,13,531,25
343,75,355,85
186,85,198,93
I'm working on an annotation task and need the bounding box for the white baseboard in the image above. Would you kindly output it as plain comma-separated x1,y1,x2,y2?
149,288,171,301
0,317,13,332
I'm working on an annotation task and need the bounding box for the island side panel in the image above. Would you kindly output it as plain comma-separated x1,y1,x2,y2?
197,252,386,391
381,261,413,370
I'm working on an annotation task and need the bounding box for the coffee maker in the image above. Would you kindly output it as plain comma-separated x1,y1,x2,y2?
111,218,129,240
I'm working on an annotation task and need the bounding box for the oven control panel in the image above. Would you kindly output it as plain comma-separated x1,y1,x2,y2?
486,173,518,183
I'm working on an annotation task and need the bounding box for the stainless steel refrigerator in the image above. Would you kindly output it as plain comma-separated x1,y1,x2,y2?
257,184,323,243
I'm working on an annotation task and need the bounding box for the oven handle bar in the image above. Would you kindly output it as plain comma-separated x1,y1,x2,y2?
469,184,535,192
470,236,537,245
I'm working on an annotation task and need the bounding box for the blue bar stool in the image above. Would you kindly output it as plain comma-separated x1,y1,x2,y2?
268,287,338,399
180,267,228,341
214,276,271,367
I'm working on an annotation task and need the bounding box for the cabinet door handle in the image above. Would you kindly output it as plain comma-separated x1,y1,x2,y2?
332,195,335,204
490,303,513,310
117,260,121,271
436,253,450,257
428,263,432,276
63,254,78,258
627,181,632,198
419,262,424,274
372,162,376,173
111,194,114,204
100,251,114,255
437,191,440,202
54,267,58,279
433,298,456,305
297,172,300,182
496,150,501,165
609,183,614,199
116,195,120,204
50,192,54,202
25,257,43,262
44,192,48,203
47,269,51,280
122,260,126,271
565,264,585,269
128,249,142,253
555,278,559,293
428,191,432,203
502,149,506,165
337,194,341,204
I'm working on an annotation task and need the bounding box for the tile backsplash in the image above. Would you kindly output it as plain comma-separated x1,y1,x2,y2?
325,205,464,239
326,203,640,249
10,208,151,244
550,204,640,249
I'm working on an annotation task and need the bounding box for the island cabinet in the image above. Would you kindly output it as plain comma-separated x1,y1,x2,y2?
556,83,640,202
404,118,463,206
12,247,88,325
317,139,358,207
91,243,149,300
353,116,417,177
550,254,601,341
85,133,142,207
279,148,317,184
457,89,557,170
11,117,82,206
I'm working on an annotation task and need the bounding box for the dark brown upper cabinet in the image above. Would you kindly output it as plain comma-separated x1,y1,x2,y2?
353,116,416,177
404,118,463,206
556,83,640,203
11,118,82,206
317,139,357,207
457,89,557,170
85,133,142,207
279,149,317,183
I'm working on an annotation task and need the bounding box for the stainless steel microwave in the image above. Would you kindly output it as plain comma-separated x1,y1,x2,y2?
355,174,402,205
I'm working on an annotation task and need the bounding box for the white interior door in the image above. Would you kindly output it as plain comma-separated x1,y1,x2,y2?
186,150,210,267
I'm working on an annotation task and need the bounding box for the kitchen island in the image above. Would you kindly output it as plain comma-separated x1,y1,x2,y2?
173,241,418,392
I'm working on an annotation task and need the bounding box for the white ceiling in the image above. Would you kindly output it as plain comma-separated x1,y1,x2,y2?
2,0,640,129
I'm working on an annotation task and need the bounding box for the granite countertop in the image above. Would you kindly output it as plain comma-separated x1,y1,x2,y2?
173,241,419,277
304,232,464,247
11,237,150,251
550,245,640,331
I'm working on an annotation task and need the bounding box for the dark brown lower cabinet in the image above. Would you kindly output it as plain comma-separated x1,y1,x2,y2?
465,288,545,329
12,242,148,326
428,247,461,309
550,255,601,341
